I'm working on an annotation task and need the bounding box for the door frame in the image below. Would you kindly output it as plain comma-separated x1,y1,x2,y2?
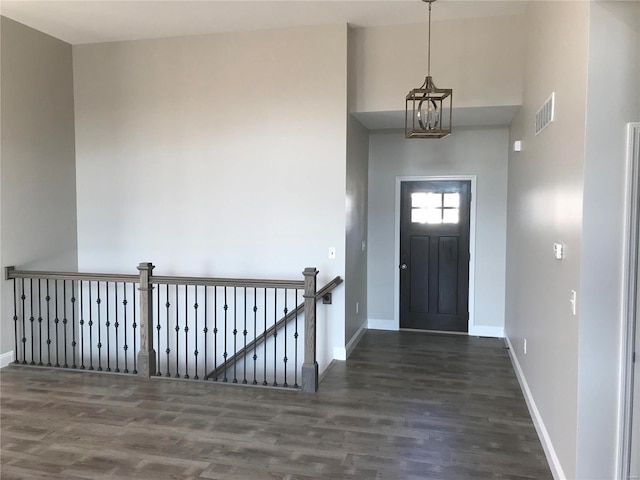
393,175,477,333
619,122,640,479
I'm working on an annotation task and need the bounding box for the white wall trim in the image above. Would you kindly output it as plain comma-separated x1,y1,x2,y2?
394,175,477,334
505,335,565,480
333,346,347,361
468,325,504,338
368,318,398,331
346,325,367,358
0,351,15,369
618,122,640,479
334,325,367,360
319,359,337,383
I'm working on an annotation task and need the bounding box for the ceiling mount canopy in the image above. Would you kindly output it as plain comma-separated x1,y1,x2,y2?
405,0,453,139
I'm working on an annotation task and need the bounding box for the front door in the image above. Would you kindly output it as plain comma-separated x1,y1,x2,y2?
400,180,471,332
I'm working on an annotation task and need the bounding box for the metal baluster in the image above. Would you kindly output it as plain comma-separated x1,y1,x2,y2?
114,282,119,372
156,283,161,376
12,279,18,364
273,288,278,386
294,289,299,388
242,287,247,384
213,286,218,381
184,284,189,379
165,284,170,377
175,285,180,378
96,281,102,371
233,286,237,383
283,289,288,387
263,288,267,386
223,287,228,382
38,279,43,366
63,280,68,368
132,282,137,375
71,281,77,369
203,286,208,381
194,286,199,380
80,281,85,369
45,280,52,366
252,288,258,385
29,279,35,365
21,279,27,364
105,282,111,372
123,283,129,373
88,281,93,370
54,280,60,367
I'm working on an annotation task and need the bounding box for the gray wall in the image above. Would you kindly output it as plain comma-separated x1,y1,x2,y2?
0,17,78,358
367,127,508,335
577,2,640,478
72,25,349,371
344,114,369,351
506,2,640,478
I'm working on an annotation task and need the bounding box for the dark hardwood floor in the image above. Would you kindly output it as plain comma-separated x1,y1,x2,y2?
0,330,552,479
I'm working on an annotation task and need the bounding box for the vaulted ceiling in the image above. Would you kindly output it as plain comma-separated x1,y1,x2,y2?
0,0,527,45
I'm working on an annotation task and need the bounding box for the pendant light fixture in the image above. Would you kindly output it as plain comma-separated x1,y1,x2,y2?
405,0,452,139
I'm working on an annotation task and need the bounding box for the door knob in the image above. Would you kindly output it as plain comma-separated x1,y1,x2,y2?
401,264,408,270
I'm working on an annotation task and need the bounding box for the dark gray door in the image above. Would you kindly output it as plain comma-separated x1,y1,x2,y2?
399,180,471,332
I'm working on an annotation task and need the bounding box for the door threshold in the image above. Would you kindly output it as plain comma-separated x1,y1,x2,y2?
400,328,469,336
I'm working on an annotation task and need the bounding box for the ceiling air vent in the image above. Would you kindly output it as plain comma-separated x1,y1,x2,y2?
535,92,555,136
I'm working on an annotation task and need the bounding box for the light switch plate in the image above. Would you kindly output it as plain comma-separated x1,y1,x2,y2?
553,243,564,260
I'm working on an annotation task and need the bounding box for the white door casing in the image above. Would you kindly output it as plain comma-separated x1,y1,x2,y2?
620,122,640,480
392,175,481,335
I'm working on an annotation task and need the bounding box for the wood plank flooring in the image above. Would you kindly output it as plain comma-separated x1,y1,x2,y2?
1,330,552,479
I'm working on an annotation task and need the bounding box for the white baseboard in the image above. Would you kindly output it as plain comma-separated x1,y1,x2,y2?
333,325,368,361
505,336,565,480
368,318,398,331
368,319,504,338
333,346,347,361
345,325,367,359
469,325,505,338
319,359,337,383
0,351,15,369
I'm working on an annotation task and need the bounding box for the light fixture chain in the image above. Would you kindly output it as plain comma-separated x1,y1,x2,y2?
427,1,432,78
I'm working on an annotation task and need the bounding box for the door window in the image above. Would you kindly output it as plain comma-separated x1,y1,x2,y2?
411,192,460,224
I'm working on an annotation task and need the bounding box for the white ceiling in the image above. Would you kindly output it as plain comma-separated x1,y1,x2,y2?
0,0,528,45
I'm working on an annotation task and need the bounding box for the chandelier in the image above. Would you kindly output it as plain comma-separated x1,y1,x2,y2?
405,0,452,139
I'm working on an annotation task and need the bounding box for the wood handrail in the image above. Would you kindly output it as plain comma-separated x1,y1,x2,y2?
152,275,304,290
205,275,343,380
5,267,138,283
5,267,304,290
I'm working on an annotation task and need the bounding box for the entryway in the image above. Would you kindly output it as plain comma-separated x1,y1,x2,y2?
398,178,473,333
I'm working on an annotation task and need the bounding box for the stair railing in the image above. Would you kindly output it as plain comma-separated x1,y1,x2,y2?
4,264,342,392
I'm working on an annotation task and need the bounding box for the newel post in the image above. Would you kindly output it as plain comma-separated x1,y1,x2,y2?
137,262,156,377
301,267,318,393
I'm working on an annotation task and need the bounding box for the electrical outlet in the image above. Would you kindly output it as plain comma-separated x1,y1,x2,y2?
524,338,527,355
